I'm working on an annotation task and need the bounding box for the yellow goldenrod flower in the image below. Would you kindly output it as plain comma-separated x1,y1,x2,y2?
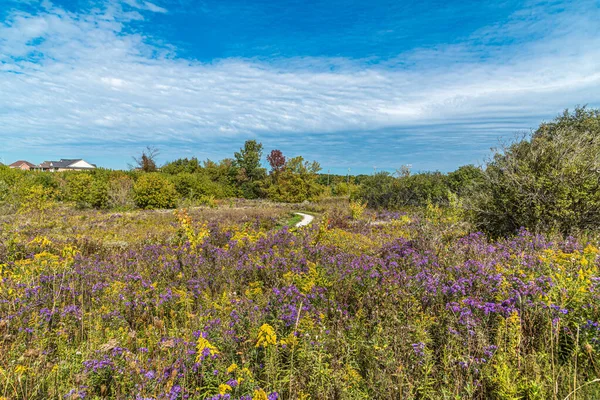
219,384,232,395
252,388,268,400
256,324,277,348
227,363,238,373
196,336,219,362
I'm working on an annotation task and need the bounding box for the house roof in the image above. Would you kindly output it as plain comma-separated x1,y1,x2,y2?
9,160,36,168
39,159,96,169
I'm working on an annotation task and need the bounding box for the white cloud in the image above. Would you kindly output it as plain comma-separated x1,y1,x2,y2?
0,0,599,163
121,0,168,13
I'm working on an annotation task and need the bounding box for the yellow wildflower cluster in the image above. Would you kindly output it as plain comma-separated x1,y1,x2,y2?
175,209,210,248
219,384,232,395
318,228,376,256
245,281,264,299
283,261,330,294
539,245,599,308
349,200,367,220
227,363,238,373
228,224,266,248
252,388,268,400
279,332,299,348
195,336,219,362
28,235,52,249
256,323,277,348
343,365,363,389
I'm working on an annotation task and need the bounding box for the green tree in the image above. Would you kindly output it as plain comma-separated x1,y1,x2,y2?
234,140,267,198
162,158,202,175
266,156,323,202
467,106,600,236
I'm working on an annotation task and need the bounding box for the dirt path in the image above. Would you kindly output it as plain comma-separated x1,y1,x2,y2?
294,212,314,227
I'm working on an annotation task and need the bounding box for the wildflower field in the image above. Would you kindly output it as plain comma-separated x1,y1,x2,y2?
1,201,600,399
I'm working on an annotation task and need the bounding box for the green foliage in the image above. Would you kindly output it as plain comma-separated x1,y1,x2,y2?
354,172,396,208
0,179,9,202
18,184,56,215
234,140,267,198
331,182,360,197
161,157,203,174
89,179,109,209
169,172,232,200
356,171,451,209
63,172,109,209
266,156,324,203
133,173,178,209
447,165,485,196
467,107,600,236
65,173,94,207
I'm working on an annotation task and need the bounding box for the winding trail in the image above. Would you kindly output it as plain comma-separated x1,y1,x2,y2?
294,212,314,227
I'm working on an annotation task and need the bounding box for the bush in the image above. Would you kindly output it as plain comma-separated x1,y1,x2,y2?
133,174,178,209
356,171,450,209
447,164,484,196
266,156,324,203
354,172,396,208
65,173,94,207
63,173,109,209
18,184,56,215
89,179,109,209
467,107,600,236
162,157,203,174
108,175,134,209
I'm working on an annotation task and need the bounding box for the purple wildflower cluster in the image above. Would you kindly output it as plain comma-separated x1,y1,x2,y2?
1,210,599,398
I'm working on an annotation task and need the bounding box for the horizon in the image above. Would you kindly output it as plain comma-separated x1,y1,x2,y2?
1,0,600,174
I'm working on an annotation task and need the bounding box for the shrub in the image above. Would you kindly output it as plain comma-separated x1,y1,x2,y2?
63,173,109,209
356,171,450,209
447,164,485,196
0,180,9,203
467,107,600,236
349,200,367,220
354,172,396,208
65,173,94,207
133,174,178,209
162,157,202,174
89,179,109,209
266,156,324,203
18,184,56,215
108,175,134,208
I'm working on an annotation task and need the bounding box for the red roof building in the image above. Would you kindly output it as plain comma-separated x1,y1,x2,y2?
9,160,36,170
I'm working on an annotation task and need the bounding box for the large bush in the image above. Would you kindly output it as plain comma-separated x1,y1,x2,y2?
266,156,324,203
133,173,178,209
356,171,451,209
63,172,109,209
467,107,600,236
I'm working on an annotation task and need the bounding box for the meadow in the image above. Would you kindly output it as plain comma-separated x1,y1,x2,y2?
1,199,599,400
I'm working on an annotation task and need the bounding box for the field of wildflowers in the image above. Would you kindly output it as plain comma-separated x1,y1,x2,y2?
1,201,599,399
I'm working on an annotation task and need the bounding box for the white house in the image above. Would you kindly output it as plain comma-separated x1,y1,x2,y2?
36,159,97,172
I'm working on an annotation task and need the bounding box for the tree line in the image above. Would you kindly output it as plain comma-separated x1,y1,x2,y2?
1,106,598,237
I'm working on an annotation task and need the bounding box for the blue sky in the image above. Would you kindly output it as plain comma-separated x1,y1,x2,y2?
1,0,599,173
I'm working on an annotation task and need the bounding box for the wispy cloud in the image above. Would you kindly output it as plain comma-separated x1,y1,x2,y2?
122,0,168,14
0,0,599,171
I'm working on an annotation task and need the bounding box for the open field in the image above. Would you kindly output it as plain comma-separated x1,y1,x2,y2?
1,200,599,399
